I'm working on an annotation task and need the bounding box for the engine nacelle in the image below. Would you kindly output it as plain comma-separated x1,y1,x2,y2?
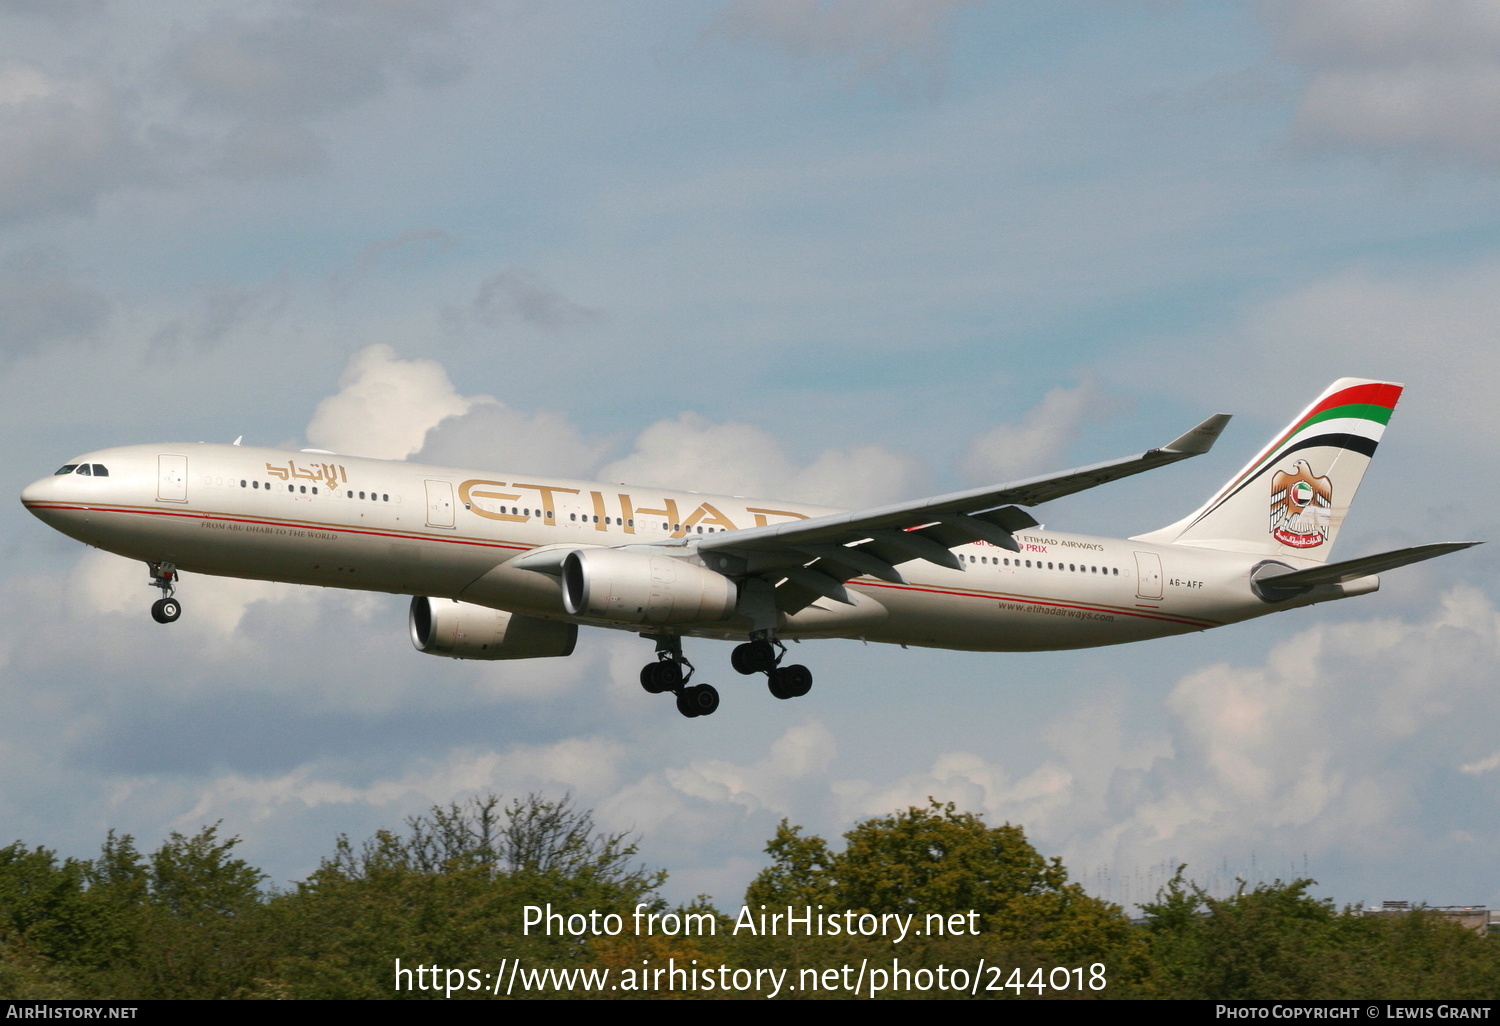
409,597,577,660
561,548,737,625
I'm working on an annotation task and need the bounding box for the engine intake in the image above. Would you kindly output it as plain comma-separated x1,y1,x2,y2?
409,597,577,660
561,548,737,625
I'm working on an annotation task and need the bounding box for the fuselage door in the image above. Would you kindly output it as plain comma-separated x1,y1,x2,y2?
157,454,188,503
425,479,455,529
1134,551,1163,600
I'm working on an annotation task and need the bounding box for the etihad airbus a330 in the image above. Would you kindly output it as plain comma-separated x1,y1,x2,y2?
20,378,1475,718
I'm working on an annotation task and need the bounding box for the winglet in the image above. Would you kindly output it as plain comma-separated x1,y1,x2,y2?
1162,413,1231,455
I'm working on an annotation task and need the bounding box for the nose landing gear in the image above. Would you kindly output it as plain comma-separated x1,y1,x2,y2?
639,635,719,718
148,562,181,624
732,633,813,700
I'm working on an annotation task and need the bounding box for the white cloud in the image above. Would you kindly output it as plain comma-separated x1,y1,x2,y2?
960,381,1107,484
1234,258,1500,442
417,400,604,479
0,60,146,222
663,719,837,818
160,2,477,177
1265,0,1500,166
1461,750,1500,775
306,343,483,459
600,411,919,508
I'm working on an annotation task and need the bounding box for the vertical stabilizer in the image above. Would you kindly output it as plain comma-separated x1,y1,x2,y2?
1131,378,1403,562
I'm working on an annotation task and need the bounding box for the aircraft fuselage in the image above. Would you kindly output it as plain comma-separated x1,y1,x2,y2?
21,442,1331,653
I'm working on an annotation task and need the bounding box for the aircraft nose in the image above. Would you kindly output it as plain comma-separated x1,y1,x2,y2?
20,474,60,513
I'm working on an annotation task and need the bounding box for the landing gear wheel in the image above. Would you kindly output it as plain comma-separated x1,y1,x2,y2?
731,639,777,674
147,561,180,624
781,664,812,697
676,684,719,718
767,664,812,700
640,660,684,694
640,664,666,694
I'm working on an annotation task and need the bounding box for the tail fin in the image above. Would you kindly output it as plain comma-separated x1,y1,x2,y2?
1132,378,1403,562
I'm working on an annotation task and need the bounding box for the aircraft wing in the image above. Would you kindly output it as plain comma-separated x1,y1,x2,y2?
696,412,1230,609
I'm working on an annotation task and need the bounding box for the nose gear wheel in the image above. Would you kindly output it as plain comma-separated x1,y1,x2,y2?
147,562,182,624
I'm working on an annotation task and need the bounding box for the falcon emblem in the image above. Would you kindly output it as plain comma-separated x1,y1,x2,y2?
1270,460,1332,548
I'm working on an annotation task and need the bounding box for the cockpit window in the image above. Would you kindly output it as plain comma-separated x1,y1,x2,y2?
54,465,78,475
91,464,109,477
76,464,92,476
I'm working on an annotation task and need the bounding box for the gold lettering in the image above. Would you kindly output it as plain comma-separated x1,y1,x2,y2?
589,490,608,531
682,501,737,531
458,479,527,522
617,493,635,534
634,497,681,536
745,506,810,528
265,463,290,480
511,483,579,523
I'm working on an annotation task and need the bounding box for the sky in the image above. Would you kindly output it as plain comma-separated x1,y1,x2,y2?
2,0,1498,914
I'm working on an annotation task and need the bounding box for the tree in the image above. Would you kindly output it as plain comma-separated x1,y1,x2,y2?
744,800,1141,977
1140,869,1500,1000
264,793,669,999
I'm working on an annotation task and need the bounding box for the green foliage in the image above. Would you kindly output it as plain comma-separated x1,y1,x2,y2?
261,793,667,999
1139,869,1500,1000
743,800,1145,991
4,797,1495,1000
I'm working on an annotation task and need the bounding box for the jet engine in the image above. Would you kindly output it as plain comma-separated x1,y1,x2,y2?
409,597,577,660
561,548,737,625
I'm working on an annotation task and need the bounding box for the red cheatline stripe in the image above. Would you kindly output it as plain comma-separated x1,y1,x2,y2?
854,580,1220,628
22,503,530,552
34,502,1221,627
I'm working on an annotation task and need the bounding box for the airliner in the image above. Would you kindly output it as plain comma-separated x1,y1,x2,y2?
19,378,1475,718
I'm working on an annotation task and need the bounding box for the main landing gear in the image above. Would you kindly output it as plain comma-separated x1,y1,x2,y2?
731,634,813,700
640,635,719,718
148,561,181,624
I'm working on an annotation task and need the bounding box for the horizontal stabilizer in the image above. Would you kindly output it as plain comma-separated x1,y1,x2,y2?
1259,542,1480,590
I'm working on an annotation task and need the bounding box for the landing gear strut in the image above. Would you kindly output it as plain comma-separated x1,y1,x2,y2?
148,562,181,624
732,632,813,700
639,635,719,718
